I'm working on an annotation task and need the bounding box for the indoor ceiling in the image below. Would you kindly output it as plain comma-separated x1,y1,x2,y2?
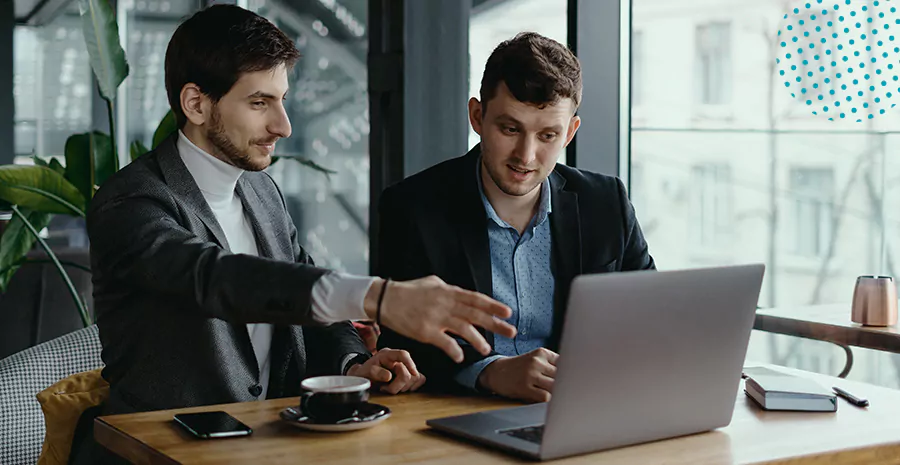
15,0,75,26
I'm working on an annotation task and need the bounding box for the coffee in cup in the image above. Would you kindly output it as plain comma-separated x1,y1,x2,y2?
299,376,370,423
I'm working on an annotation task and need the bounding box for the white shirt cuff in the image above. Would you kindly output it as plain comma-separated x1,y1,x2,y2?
341,353,366,375
310,272,375,324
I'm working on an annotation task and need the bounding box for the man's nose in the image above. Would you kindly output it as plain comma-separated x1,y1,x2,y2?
268,103,292,139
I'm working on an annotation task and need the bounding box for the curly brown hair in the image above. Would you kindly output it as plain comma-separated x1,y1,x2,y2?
479,32,582,111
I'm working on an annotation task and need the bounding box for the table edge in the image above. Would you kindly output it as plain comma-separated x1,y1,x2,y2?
95,416,181,465
754,312,900,353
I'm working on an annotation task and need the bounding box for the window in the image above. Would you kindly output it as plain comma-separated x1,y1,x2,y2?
630,0,898,389
690,163,732,247
632,30,644,106
250,0,371,274
121,1,203,149
790,168,833,258
629,160,643,201
13,3,92,159
695,22,731,105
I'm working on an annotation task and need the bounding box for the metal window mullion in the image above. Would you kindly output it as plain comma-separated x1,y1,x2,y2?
568,0,628,180
368,0,405,275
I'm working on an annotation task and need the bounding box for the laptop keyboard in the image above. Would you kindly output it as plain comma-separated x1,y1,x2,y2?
500,425,545,444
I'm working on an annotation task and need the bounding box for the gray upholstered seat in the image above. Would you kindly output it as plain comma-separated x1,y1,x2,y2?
0,325,102,465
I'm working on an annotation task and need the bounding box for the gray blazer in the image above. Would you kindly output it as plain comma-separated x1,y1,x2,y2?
86,134,368,415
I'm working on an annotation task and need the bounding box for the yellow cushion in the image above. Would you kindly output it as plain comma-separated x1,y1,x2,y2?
36,368,109,465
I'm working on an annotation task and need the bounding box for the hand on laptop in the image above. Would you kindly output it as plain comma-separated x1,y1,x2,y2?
346,348,426,394
477,348,558,403
366,276,516,363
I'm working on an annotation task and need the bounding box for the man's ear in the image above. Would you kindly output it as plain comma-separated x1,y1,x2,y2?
563,115,581,148
468,97,484,136
181,83,209,126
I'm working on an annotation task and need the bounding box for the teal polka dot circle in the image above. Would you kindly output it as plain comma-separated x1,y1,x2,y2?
779,0,900,121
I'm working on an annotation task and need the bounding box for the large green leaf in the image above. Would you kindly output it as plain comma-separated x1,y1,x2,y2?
0,166,87,216
65,135,94,202
49,159,66,176
0,208,51,292
32,156,66,176
152,110,177,149
78,0,129,101
65,131,115,201
130,140,149,162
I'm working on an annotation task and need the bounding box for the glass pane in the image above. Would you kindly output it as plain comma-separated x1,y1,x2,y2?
469,0,568,161
250,0,370,274
630,0,898,387
14,3,92,161
121,0,203,147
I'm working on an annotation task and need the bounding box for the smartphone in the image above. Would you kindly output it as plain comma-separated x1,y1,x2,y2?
173,411,253,439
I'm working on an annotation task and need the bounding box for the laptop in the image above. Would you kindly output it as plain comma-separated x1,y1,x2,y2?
427,264,765,461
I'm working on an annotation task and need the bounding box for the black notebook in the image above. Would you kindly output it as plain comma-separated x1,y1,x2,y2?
743,367,837,412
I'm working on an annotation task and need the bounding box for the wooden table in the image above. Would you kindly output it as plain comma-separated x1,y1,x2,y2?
95,364,900,464
754,304,900,377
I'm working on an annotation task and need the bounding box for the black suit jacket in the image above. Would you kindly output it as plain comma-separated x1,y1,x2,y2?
86,135,368,414
375,145,655,392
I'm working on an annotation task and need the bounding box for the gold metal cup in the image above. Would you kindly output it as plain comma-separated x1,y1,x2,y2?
851,275,898,326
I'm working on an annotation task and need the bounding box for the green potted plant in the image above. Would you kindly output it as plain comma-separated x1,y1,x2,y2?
0,0,131,327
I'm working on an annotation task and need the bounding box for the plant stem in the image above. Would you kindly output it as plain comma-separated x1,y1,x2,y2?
0,259,92,276
10,205,91,327
106,97,119,172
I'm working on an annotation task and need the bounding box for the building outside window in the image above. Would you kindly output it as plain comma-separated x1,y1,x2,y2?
631,0,899,389
690,163,732,248
695,21,731,105
789,167,834,258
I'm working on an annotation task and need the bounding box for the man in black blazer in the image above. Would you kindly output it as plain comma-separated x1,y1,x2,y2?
71,6,515,463
377,32,655,403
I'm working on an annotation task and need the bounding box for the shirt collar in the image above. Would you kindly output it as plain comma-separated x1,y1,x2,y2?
476,157,552,230
176,130,244,201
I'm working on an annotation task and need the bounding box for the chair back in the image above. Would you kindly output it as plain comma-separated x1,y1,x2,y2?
0,325,102,465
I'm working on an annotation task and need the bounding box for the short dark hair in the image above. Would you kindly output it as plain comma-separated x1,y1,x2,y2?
480,32,582,111
164,5,300,128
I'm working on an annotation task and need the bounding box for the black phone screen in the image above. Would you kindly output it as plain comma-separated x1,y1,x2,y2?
173,411,253,439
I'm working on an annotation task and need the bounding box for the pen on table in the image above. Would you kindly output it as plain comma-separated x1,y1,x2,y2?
833,386,869,407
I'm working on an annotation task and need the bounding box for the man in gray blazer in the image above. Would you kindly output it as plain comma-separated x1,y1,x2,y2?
71,5,514,463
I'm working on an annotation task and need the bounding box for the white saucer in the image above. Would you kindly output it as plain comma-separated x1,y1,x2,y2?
279,404,391,432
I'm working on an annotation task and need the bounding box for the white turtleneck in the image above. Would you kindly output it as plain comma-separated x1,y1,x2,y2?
176,131,372,399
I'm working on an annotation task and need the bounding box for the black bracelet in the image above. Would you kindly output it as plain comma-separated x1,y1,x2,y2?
376,279,390,327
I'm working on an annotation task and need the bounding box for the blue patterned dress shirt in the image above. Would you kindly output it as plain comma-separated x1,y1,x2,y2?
454,161,556,389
